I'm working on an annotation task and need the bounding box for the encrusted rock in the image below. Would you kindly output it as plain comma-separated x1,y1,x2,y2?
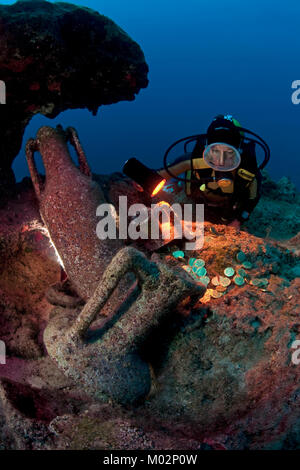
0,172,300,449
0,0,148,194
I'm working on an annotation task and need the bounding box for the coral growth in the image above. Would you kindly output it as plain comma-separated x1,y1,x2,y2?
0,0,148,194
0,171,299,449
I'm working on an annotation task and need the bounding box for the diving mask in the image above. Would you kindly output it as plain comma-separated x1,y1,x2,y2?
203,142,241,172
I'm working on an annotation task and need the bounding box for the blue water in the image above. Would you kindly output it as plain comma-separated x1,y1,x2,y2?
2,0,300,190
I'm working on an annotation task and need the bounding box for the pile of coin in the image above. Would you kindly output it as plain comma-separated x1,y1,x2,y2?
177,256,210,287
172,249,269,304
249,278,269,288
206,274,232,299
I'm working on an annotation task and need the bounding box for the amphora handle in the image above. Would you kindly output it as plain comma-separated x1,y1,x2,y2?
25,138,44,201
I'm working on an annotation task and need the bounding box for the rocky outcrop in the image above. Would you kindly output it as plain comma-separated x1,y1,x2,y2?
143,231,300,449
245,171,300,239
0,0,148,193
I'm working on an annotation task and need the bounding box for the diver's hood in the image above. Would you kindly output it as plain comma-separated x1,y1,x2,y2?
206,116,243,148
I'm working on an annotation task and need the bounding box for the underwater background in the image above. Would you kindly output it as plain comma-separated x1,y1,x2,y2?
2,0,300,190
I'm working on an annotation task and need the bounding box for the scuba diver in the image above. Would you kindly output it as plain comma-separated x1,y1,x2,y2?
123,114,270,228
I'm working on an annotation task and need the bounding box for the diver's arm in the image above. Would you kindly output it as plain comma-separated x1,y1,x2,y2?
157,153,193,181
158,160,191,180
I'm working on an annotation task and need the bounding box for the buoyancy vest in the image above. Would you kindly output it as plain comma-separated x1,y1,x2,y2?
186,136,260,208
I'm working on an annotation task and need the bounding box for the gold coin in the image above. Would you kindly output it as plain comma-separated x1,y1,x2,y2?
219,276,231,287
182,265,192,272
216,285,227,292
211,290,224,298
211,276,220,286
207,289,215,295
194,259,205,267
199,292,211,303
